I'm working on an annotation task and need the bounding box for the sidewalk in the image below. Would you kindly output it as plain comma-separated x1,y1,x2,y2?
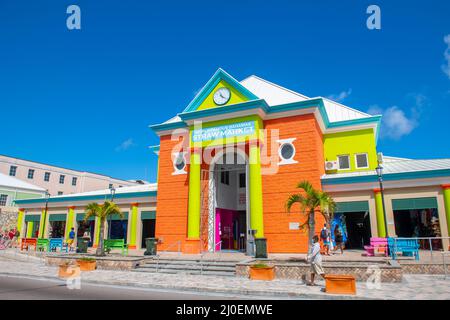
0,250,448,300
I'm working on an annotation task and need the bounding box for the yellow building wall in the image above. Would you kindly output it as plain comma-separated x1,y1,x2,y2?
197,80,249,111
324,128,378,173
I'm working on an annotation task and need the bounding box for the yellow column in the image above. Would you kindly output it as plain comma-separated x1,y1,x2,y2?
129,203,139,249
374,189,386,237
38,208,48,238
249,142,265,238
185,148,201,253
26,221,34,238
65,206,75,240
16,209,25,238
93,217,101,247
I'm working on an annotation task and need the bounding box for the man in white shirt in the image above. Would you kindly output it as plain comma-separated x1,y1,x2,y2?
306,235,325,286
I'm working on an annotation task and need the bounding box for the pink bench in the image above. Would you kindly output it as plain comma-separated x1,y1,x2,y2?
364,237,388,257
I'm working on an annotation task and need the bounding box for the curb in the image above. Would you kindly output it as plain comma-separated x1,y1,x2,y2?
0,271,374,300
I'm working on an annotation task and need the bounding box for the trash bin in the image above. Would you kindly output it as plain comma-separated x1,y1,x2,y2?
144,238,158,256
255,238,268,258
77,238,89,253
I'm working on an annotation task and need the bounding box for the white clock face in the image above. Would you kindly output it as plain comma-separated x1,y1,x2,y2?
213,87,231,106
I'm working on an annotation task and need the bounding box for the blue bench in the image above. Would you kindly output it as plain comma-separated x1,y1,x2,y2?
388,238,420,260
49,238,68,253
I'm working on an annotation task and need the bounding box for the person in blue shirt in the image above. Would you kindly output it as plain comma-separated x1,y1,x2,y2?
67,227,76,251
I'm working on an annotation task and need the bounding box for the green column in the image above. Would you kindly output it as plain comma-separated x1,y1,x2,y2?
26,221,34,238
65,207,75,240
374,189,386,237
249,143,264,238
129,203,139,249
187,149,201,239
16,209,25,237
443,185,450,235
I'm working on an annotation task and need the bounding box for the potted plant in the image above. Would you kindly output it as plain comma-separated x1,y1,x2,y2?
76,257,97,271
249,262,275,281
58,261,80,278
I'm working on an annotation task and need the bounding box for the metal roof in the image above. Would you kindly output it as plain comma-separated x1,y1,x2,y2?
0,172,46,193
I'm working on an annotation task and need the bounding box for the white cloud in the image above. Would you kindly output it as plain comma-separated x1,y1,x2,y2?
327,89,352,102
442,34,450,79
115,138,135,152
368,105,418,140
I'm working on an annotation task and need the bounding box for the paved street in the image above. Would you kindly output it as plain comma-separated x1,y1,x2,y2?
0,275,250,300
0,250,449,300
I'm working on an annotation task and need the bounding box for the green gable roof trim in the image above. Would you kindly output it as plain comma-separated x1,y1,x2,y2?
141,211,156,220
392,197,438,211
25,215,41,222
335,201,369,213
49,214,67,222
14,191,157,205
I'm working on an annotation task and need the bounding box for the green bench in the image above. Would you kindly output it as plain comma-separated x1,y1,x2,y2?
37,239,50,252
104,239,128,255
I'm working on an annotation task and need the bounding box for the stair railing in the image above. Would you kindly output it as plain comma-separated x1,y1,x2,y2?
200,240,222,275
155,240,181,273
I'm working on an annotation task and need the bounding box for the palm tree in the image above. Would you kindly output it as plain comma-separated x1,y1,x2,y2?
84,201,123,256
285,181,336,251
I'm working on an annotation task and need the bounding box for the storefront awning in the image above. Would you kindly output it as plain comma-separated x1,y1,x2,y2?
76,213,95,221
392,197,438,210
335,201,369,213
141,211,156,220
49,214,67,222
25,215,40,222
108,212,129,221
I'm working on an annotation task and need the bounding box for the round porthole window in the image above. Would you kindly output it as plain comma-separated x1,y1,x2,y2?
172,152,187,175
280,143,295,160
277,138,298,165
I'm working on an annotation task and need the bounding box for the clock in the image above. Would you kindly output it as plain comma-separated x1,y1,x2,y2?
213,87,231,106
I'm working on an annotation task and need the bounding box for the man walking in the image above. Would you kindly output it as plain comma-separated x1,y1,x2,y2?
306,235,325,286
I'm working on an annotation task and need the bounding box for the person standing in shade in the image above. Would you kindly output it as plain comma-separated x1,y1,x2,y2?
334,225,344,254
320,224,331,256
306,235,325,286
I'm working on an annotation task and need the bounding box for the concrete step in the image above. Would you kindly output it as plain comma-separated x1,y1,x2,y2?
144,259,238,266
143,261,237,268
139,264,235,272
132,268,235,277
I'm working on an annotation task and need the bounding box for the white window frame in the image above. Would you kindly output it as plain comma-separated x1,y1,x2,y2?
277,138,298,166
355,153,369,169
9,166,17,176
0,194,8,206
172,152,187,175
28,169,35,179
59,175,65,184
44,172,51,182
337,155,351,171
72,177,77,186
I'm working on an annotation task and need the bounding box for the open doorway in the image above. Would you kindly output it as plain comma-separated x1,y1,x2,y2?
332,212,371,249
141,219,156,248
212,151,248,252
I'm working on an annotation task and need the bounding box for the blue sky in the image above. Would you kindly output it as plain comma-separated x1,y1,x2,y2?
1,0,449,182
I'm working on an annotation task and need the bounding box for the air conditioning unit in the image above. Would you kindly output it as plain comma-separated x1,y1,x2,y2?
325,160,338,171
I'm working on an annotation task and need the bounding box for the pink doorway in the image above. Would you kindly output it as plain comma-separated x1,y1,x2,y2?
215,208,239,251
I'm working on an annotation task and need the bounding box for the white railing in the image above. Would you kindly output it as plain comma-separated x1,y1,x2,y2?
200,240,222,275
155,240,181,273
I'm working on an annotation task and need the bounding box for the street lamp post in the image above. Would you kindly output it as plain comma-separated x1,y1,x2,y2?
375,164,389,238
108,186,116,239
40,190,50,239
